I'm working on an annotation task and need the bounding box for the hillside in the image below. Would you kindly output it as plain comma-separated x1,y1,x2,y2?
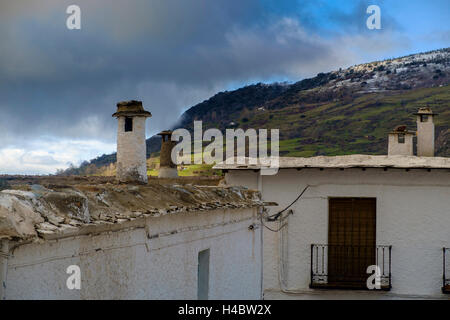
62,48,450,176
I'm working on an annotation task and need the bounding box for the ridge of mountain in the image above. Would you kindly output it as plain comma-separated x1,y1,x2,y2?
64,47,450,175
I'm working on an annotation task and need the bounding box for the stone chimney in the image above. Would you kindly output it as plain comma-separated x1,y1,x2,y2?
415,107,437,157
388,125,415,156
158,130,178,178
112,100,152,183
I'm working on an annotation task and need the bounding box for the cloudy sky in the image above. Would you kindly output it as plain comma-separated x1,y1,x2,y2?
0,0,449,174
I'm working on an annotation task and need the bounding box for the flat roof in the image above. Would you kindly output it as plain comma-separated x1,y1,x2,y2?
213,155,450,170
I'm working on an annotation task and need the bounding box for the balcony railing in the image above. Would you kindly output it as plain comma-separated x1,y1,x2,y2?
443,248,450,294
310,244,392,290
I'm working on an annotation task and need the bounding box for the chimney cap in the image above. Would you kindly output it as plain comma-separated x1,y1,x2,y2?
390,125,415,135
112,100,152,118
414,107,438,116
117,100,143,107
158,130,173,136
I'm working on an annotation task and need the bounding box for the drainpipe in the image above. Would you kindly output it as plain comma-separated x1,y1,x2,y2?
0,239,9,300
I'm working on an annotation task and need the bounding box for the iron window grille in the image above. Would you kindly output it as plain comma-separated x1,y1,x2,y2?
310,244,392,290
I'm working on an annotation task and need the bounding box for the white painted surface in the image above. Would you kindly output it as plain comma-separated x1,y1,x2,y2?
4,207,261,300
0,240,8,299
116,116,148,183
417,115,435,157
158,167,179,178
388,133,414,156
215,154,450,170
226,168,450,299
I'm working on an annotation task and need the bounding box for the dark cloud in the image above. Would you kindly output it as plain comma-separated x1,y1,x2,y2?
0,0,425,173
0,0,344,140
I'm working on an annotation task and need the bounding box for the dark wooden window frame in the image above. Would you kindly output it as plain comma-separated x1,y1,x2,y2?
124,117,133,132
327,197,377,289
309,197,392,291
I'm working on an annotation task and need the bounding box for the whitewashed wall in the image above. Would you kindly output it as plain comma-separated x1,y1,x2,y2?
4,207,261,300
226,168,450,299
116,116,148,183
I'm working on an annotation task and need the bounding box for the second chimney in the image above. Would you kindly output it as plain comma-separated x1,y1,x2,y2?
158,130,178,178
415,107,437,157
388,125,415,156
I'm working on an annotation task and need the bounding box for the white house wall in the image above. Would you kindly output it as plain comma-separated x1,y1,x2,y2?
4,207,261,300
225,168,450,299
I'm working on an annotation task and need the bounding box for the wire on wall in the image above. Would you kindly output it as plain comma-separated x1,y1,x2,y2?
266,185,310,222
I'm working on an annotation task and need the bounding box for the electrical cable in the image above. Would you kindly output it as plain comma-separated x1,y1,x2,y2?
266,185,310,222
261,209,293,232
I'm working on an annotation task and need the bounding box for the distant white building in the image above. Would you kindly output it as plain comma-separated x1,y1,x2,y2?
216,108,450,300
0,183,263,300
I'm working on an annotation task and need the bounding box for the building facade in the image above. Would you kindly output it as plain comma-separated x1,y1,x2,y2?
220,156,450,299
0,182,263,300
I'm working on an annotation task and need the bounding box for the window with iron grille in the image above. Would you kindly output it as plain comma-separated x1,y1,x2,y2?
328,198,376,287
310,198,391,290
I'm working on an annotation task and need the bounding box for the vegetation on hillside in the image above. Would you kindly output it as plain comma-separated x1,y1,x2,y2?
58,48,450,176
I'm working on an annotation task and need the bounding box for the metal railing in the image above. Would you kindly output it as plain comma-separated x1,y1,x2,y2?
310,244,392,290
443,248,450,294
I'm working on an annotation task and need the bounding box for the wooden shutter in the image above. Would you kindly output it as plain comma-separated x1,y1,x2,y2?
328,198,376,287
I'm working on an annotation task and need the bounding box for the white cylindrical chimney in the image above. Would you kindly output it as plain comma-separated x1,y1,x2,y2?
112,100,152,183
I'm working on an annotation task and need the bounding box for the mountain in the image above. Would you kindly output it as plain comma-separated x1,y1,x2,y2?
63,48,450,175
